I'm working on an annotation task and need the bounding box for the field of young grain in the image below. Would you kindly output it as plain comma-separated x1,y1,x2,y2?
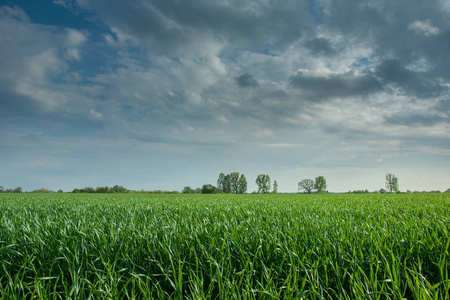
0,193,449,299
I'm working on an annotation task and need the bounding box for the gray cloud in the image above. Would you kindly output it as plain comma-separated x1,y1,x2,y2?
235,73,258,88
69,0,311,54
289,71,382,101
304,37,335,56
384,111,448,127
374,59,444,99
324,0,450,96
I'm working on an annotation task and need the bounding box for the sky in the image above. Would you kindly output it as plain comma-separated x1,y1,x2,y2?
1,0,449,193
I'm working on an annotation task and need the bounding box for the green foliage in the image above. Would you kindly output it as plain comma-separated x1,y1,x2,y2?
386,173,400,193
298,179,315,194
217,173,231,193
314,176,327,193
272,180,278,194
255,174,271,194
217,172,247,194
237,174,247,194
13,187,23,193
72,185,128,193
201,184,222,194
348,189,370,194
0,193,449,298
182,186,195,194
32,188,54,193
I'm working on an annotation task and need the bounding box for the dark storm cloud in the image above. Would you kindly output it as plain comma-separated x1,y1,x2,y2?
374,59,444,99
304,37,335,56
235,73,258,88
289,71,382,101
325,0,450,99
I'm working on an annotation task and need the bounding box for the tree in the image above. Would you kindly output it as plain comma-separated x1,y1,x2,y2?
218,172,247,194
217,173,226,191
314,176,327,193
256,174,271,194
201,184,222,194
96,186,110,193
385,173,399,193
273,180,278,194
0,186,3,193
237,174,247,194
111,185,127,193
217,173,231,193
32,188,53,193
13,187,23,193
182,186,195,194
229,172,240,194
298,179,314,194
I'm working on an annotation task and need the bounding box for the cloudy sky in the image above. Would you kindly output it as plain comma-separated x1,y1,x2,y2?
1,0,449,192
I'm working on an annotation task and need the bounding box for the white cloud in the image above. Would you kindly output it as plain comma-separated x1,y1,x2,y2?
66,29,87,46
89,109,103,119
64,48,81,61
409,20,440,36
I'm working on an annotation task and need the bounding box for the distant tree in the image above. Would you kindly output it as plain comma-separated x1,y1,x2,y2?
111,185,127,193
57,190,64,193
201,184,222,194
96,186,110,193
13,187,22,193
256,174,271,194
83,187,95,193
314,176,327,193
385,173,399,193
298,179,315,194
229,172,240,194
32,188,53,193
273,180,278,194
445,188,450,193
218,172,247,194
217,173,232,193
237,174,247,194
182,186,195,194
217,173,226,191
0,186,3,193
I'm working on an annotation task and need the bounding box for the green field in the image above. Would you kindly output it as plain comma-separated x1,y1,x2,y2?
1,193,449,299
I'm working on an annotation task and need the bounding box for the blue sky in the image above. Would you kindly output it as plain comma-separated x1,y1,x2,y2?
1,0,449,192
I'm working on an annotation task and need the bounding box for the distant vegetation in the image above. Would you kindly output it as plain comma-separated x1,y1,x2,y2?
1,173,449,194
298,176,327,194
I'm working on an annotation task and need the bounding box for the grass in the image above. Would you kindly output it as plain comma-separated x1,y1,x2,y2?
0,193,449,299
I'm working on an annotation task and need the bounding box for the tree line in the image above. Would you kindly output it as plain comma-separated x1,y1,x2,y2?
2,173,449,194
183,173,278,194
